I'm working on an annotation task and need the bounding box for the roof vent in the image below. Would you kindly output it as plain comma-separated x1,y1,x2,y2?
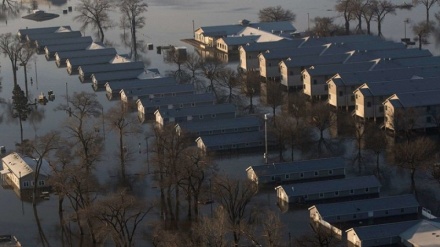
239,19,250,26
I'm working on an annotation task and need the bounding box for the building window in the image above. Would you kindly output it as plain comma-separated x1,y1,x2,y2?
300,173,304,178
23,181,30,187
319,193,324,198
314,171,318,176
38,180,45,186
179,104,184,108
367,102,372,107
351,95,355,102
328,170,333,175
385,210,389,215
313,79,317,85
285,174,290,179
353,214,357,219
199,115,204,119
271,176,275,181
289,71,293,76
211,114,216,118
379,106,384,113
365,188,369,192
334,191,339,196
350,189,354,194
339,91,343,97
191,103,195,107
401,208,405,213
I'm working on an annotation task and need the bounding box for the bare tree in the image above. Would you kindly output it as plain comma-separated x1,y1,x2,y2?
88,189,152,247
295,224,341,247
335,0,356,34
183,52,202,86
394,136,438,192
413,0,439,22
258,5,296,22
370,0,396,37
310,17,344,37
12,84,31,145
56,91,103,173
362,0,376,34
413,21,434,50
212,176,258,246
118,0,148,61
239,70,260,114
0,33,23,86
364,124,387,177
216,67,240,103
106,102,142,185
74,0,113,43
200,57,225,101
190,206,230,247
265,80,284,123
310,102,336,155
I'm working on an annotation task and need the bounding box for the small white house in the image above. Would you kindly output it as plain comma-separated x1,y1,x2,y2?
1,152,50,190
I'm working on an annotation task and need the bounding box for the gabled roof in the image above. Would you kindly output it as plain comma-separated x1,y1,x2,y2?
26,30,82,41
260,46,325,60
197,24,244,36
45,42,94,53
36,36,93,48
348,220,420,241
18,26,71,37
197,21,296,37
279,175,381,197
56,48,117,60
92,69,146,83
386,90,440,108
399,220,440,246
106,77,176,92
356,77,440,97
300,34,383,47
282,53,350,68
322,40,405,56
177,116,261,133
304,61,376,77
248,157,345,177
240,39,305,52
1,152,50,177
79,61,145,75
138,93,214,108
122,84,194,98
312,194,419,218
347,48,432,63
156,103,235,119
331,65,440,87
219,36,260,46
197,131,264,147
66,54,117,67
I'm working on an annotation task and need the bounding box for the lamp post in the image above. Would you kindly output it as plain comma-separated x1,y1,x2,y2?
404,18,410,39
264,113,268,164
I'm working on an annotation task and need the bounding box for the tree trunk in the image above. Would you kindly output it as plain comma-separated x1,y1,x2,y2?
19,116,24,144
249,94,254,114
98,24,105,43
119,130,126,183
12,64,18,86
366,21,371,35
131,17,137,61
410,168,416,193
377,19,382,37
24,65,29,100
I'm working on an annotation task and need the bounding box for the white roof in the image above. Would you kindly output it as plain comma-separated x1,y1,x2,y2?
399,220,440,246
1,152,50,178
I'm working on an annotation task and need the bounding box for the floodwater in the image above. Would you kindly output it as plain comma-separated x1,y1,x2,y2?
0,0,439,246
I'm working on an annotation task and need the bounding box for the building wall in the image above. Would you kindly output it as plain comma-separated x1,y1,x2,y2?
303,72,329,98
355,91,366,118
323,206,419,224
239,49,260,71
346,229,362,247
385,103,440,131
276,187,289,203
292,186,380,203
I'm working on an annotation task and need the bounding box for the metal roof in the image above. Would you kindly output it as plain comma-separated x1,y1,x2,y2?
260,46,325,60
305,61,376,77
156,103,236,119
249,157,345,177
27,31,82,42
45,42,95,54
220,36,260,46
106,77,176,93
282,53,350,68
18,26,71,37
56,48,117,60
177,116,261,133
386,89,440,108
280,175,381,197
399,220,440,246
36,36,93,49
138,93,214,108
123,84,194,98
240,39,305,52
322,41,405,56
198,131,264,147
313,194,419,218
79,61,144,75
92,69,147,84
332,65,440,86
347,48,432,63
357,77,440,97
349,220,419,241
66,54,117,67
